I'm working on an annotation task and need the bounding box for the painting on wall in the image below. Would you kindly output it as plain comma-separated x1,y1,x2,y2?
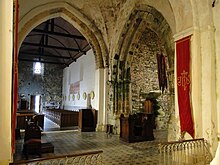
69,81,80,94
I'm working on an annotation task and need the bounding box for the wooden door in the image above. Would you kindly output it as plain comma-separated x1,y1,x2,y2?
30,95,35,111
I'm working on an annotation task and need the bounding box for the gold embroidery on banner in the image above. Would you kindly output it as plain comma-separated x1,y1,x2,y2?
177,70,190,91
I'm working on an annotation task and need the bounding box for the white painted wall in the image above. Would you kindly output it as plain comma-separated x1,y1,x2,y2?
62,49,97,110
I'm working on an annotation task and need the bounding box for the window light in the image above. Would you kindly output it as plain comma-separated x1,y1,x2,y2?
33,62,43,75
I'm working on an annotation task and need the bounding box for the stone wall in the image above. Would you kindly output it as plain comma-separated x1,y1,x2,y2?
18,61,63,111
130,28,170,129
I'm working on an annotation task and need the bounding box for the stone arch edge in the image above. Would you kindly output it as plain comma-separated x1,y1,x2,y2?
18,1,108,68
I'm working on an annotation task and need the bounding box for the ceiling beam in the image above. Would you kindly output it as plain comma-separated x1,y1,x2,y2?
18,58,67,65
32,29,86,40
19,51,72,59
22,42,86,53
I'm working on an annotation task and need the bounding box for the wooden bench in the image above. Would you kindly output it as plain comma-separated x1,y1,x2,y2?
23,122,42,159
45,109,78,127
41,142,54,153
23,122,54,159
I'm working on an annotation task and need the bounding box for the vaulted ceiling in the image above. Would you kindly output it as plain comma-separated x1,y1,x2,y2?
19,17,91,67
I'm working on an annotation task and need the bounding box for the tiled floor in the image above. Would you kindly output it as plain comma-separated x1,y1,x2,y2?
14,118,168,164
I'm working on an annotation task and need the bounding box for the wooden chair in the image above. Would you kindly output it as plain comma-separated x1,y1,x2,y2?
23,122,41,159
32,114,44,130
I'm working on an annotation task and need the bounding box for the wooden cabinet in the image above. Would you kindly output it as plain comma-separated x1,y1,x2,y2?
45,109,78,127
78,109,97,132
16,112,44,130
23,122,54,159
120,113,154,143
32,114,45,129
23,122,42,159
19,99,29,110
17,114,34,129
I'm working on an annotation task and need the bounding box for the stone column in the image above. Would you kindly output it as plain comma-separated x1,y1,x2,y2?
124,81,130,115
200,25,218,154
190,28,202,138
0,1,13,164
103,68,108,129
167,69,177,141
95,68,108,131
213,2,220,145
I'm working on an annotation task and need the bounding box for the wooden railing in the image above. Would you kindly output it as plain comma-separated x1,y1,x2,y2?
11,150,103,165
158,138,212,165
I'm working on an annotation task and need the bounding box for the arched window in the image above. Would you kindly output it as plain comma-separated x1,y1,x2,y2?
33,62,44,75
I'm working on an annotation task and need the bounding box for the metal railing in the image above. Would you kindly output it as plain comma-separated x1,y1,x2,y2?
159,138,212,165
11,150,103,165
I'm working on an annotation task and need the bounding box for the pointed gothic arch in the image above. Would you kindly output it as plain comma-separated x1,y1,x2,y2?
18,1,108,69
108,5,175,135
17,1,109,132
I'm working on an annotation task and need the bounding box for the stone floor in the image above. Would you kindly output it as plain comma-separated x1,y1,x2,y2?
14,118,168,165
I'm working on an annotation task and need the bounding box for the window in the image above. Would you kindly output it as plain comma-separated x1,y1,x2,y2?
33,62,44,75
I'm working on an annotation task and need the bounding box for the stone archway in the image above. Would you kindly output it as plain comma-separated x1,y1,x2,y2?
18,1,108,69
17,1,109,131
108,5,175,136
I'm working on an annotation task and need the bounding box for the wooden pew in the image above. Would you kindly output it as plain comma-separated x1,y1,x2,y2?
45,109,79,127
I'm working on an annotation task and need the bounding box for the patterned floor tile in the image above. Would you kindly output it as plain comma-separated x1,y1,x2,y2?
14,120,168,164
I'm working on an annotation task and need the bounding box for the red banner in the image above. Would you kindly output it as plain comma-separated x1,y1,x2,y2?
176,36,194,138
12,0,19,153
157,53,167,93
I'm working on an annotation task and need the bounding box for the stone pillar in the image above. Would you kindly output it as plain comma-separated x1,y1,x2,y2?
95,68,108,131
190,28,202,138
167,69,176,141
114,82,119,114
103,68,108,129
213,2,220,146
124,81,130,115
0,0,13,164
201,25,218,154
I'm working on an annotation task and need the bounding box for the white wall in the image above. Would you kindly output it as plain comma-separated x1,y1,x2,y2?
62,49,97,110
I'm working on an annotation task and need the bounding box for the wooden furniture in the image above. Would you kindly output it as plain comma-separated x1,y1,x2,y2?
23,122,42,159
41,142,54,154
16,111,44,130
32,114,45,129
23,122,54,159
45,109,78,127
16,111,36,129
78,109,97,132
19,99,29,110
120,113,154,143
144,100,153,114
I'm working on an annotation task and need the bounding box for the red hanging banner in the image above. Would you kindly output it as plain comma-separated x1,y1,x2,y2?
176,36,194,138
12,0,19,153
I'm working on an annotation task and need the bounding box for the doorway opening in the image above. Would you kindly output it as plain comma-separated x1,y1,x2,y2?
35,95,41,113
